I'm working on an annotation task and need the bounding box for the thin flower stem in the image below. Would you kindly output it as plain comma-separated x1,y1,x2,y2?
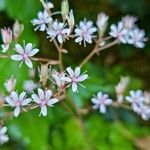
80,40,119,67
0,54,59,65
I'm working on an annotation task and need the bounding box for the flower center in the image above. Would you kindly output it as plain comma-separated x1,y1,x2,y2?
40,99,47,106
16,100,21,107
72,76,77,82
23,53,28,59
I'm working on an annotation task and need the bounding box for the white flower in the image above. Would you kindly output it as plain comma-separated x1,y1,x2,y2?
127,28,147,48
0,126,9,145
31,88,59,116
62,67,88,92
23,80,37,93
4,76,16,93
109,22,127,43
96,12,109,32
52,70,66,87
11,43,39,68
32,10,52,31
1,28,12,53
122,15,137,29
125,90,144,112
5,91,32,117
75,19,97,47
91,92,112,113
47,20,70,44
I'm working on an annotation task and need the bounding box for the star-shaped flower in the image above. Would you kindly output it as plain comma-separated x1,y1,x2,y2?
5,91,32,117
91,92,112,113
31,88,59,116
11,43,39,68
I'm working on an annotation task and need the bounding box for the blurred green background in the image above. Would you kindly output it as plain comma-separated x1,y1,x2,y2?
0,0,150,149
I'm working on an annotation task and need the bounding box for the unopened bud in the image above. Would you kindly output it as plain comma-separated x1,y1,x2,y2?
13,20,24,40
4,76,16,93
1,28,12,45
61,0,69,20
96,12,109,37
38,64,49,86
67,10,75,29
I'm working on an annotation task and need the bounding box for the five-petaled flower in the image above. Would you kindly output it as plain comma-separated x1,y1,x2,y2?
0,126,9,145
31,88,59,116
91,92,112,113
62,67,88,92
75,19,97,47
32,10,52,31
109,22,127,44
5,91,32,117
11,43,39,68
47,20,70,44
127,28,147,48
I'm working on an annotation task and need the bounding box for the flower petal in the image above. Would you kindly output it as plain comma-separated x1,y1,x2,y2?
76,74,88,82
19,91,26,101
25,58,33,68
11,55,23,61
38,88,44,100
11,91,18,101
66,67,74,78
47,98,59,106
28,48,39,56
31,94,40,103
15,44,24,54
14,107,21,117
5,97,15,106
45,90,52,100
40,105,47,116
74,67,80,77
21,98,32,106
72,82,78,92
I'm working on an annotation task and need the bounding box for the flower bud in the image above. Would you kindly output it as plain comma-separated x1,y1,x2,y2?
13,20,24,40
96,12,109,37
4,77,16,93
115,77,129,103
67,10,75,29
38,64,49,86
61,0,69,20
1,28,12,45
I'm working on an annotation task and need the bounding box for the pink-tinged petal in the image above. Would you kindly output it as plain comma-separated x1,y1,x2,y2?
47,98,59,106
66,67,74,78
0,127,7,134
76,74,88,82
100,104,106,113
105,99,112,105
11,55,23,61
13,107,20,117
25,43,33,52
11,91,18,102
45,90,52,100
5,97,15,106
19,91,26,101
38,88,44,100
15,44,24,54
21,98,31,106
25,58,33,68
28,48,39,56
31,94,40,103
72,82,78,92
74,67,80,77
40,105,47,116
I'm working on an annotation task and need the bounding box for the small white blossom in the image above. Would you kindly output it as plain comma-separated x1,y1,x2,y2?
32,10,52,31
96,12,109,32
0,126,9,145
52,70,66,87
127,28,147,48
91,92,112,113
31,88,59,116
11,43,39,68
1,28,12,53
75,19,97,47
4,76,16,92
62,67,88,92
47,20,70,44
126,90,144,112
109,22,127,43
23,80,37,93
122,15,137,29
5,91,32,117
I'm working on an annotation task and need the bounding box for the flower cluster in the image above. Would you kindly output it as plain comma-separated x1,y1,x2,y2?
109,16,147,48
0,126,9,145
126,90,150,120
